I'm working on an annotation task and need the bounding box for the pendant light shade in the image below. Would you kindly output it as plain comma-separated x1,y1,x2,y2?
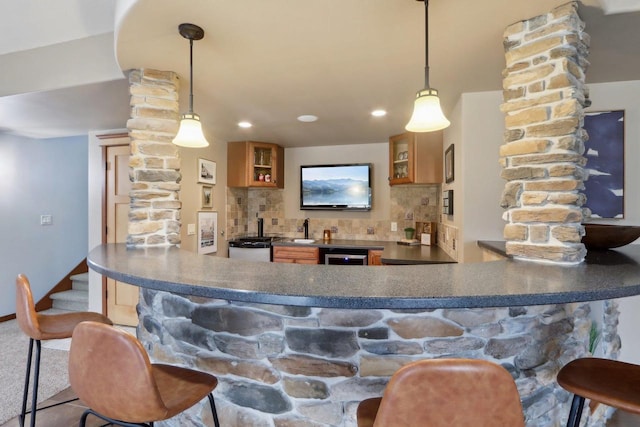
173,23,210,148
405,88,450,132
173,113,209,148
405,0,450,133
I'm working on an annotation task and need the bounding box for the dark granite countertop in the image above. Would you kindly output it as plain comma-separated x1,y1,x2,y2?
88,243,640,310
272,239,456,265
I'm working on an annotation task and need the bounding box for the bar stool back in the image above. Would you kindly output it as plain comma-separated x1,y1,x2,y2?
15,273,112,427
557,357,640,426
356,358,525,427
69,321,220,427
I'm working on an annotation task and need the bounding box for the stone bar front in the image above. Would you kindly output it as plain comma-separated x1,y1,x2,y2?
88,244,640,427
139,291,593,426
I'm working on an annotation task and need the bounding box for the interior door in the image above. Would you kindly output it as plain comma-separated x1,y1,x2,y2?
106,144,139,326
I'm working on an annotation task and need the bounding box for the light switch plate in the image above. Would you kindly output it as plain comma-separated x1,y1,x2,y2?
40,215,52,225
187,223,196,235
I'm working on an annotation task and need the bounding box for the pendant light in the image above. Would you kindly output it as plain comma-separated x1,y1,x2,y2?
172,23,210,148
405,0,450,133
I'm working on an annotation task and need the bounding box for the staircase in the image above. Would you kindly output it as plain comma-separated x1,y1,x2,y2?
49,272,89,312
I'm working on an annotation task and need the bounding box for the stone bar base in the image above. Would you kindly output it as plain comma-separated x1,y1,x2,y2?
137,289,613,427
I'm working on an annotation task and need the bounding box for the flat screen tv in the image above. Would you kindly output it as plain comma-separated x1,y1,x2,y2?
300,163,372,211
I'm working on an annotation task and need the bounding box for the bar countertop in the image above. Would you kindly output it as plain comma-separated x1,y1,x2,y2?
88,243,640,309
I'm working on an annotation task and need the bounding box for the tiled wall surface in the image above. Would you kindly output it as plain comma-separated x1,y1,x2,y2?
226,185,440,242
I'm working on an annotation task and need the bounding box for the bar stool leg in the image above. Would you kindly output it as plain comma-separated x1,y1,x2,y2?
208,393,220,427
29,340,42,427
19,338,35,427
566,394,585,427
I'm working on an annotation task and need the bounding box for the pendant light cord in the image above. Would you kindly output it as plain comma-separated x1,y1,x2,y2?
188,37,194,114
423,0,430,89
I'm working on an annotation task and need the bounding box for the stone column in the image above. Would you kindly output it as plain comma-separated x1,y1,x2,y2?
127,69,182,247
500,2,590,264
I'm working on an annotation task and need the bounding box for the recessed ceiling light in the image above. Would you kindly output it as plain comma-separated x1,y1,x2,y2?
297,115,318,123
371,109,387,117
238,121,252,128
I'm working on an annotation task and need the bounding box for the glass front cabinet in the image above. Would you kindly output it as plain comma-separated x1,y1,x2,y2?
227,141,284,188
388,131,443,186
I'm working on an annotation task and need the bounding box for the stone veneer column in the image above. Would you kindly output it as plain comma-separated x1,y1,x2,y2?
500,2,590,264
127,69,182,247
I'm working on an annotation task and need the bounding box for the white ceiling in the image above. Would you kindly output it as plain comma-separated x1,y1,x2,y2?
0,0,639,146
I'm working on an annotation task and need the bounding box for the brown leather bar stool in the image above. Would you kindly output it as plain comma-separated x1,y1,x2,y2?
557,357,640,426
15,273,113,427
69,321,220,427
357,358,525,427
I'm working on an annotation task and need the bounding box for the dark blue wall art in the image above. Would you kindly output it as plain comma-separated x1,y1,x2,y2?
583,110,625,218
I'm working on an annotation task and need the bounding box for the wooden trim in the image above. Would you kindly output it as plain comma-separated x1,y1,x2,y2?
102,275,108,316
102,144,108,316
100,135,131,317
0,314,16,322
97,132,129,145
102,144,108,245
34,258,89,312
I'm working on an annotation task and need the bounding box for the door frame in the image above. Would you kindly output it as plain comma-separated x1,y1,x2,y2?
89,132,129,315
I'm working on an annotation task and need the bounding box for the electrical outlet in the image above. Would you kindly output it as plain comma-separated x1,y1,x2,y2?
391,222,398,232
40,215,52,225
187,223,196,235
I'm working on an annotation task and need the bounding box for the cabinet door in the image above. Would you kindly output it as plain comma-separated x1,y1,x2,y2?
227,141,284,188
389,133,415,185
368,249,384,266
388,132,443,185
249,142,278,187
273,246,319,264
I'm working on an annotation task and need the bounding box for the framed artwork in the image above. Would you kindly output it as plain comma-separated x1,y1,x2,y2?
201,185,213,208
198,158,216,185
444,144,455,184
197,211,217,254
583,110,625,218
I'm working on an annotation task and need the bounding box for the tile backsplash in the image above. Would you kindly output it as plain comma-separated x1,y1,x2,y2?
226,185,440,242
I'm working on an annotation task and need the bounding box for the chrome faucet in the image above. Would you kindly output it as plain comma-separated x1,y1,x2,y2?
303,218,309,239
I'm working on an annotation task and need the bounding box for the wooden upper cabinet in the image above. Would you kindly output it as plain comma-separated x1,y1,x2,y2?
227,141,284,188
389,131,443,185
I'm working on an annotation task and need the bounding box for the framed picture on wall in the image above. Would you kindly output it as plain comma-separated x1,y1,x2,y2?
445,144,455,184
201,185,213,208
197,211,217,254
198,158,216,185
583,110,625,218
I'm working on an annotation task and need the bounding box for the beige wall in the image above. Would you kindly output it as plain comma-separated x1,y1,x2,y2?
178,135,229,256
283,143,389,220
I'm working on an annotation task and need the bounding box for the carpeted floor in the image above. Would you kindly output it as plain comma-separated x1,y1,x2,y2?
0,318,70,424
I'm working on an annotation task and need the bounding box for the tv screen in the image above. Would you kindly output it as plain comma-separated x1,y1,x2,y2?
300,163,372,211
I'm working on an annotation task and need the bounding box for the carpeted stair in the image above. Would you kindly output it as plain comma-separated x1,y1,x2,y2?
49,272,89,312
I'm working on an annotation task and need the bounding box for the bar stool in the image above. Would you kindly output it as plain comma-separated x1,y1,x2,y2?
557,357,640,426
15,273,113,427
69,321,220,427
356,358,525,427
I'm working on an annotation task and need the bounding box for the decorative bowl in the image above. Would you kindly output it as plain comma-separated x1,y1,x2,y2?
582,224,640,250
